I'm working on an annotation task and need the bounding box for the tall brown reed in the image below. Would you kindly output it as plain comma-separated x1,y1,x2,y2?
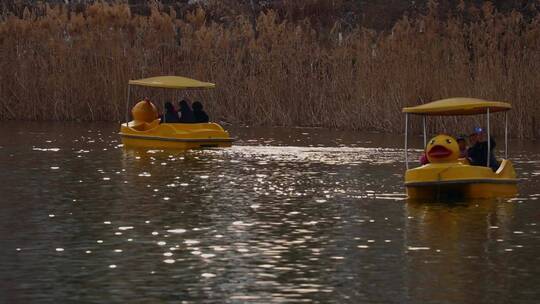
0,1,538,138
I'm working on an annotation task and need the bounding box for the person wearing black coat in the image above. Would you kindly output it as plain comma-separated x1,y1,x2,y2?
192,101,209,123
161,102,180,123
467,128,499,171
178,99,195,123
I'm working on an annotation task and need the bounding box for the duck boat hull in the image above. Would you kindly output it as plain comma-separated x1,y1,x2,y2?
405,159,517,199
119,122,233,150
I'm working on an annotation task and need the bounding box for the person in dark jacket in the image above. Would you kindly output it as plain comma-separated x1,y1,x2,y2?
178,99,195,123
456,135,468,158
467,127,499,171
161,102,180,123
192,101,209,123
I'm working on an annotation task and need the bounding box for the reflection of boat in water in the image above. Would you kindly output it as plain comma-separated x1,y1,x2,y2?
402,98,518,199
119,76,233,150
404,199,515,303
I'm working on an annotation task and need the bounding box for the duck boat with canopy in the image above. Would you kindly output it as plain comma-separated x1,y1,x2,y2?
119,76,233,149
403,98,517,199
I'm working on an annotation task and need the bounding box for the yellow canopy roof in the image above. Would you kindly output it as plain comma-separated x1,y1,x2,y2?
403,97,511,116
128,76,215,89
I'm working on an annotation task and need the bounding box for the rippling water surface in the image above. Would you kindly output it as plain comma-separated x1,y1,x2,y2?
1,122,539,303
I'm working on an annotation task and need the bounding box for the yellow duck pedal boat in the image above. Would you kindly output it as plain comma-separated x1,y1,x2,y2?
119,76,233,150
120,122,233,150
402,98,518,200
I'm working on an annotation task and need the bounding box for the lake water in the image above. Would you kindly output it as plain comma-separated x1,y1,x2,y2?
1,122,539,303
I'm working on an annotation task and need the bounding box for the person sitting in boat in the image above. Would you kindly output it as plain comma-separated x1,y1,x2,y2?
192,101,209,123
178,99,195,123
419,151,429,165
456,135,468,158
467,127,499,171
161,102,180,123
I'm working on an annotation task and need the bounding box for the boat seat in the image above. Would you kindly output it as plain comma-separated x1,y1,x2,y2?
129,119,160,131
495,159,511,175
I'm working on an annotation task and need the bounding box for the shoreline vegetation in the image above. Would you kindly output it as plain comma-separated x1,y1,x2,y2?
1,1,539,138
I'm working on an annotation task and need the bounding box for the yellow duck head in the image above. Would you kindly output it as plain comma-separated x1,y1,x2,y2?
132,99,158,123
426,134,460,163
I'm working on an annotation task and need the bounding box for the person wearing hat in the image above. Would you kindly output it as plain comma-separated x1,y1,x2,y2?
467,127,499,171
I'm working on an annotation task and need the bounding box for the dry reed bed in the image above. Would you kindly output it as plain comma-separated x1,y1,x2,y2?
0,2,539,137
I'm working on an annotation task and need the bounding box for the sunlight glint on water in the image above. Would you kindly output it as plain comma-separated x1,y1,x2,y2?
0,123,539,303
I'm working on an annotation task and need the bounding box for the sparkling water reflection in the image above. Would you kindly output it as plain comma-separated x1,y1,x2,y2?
0,122,539,303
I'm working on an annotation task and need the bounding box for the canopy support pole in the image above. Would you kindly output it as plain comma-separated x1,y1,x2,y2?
405,113,409,170
422,116,427,148
505,111,508,159
125,85,131,124
162,100,166,123
487,108,490,167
